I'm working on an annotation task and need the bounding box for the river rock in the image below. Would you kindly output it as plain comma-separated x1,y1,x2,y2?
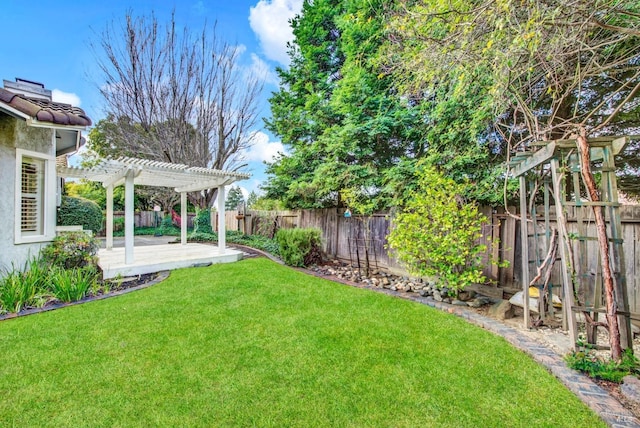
488,300,514,320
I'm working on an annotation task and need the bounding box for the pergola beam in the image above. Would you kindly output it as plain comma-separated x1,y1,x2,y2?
174,176,238,193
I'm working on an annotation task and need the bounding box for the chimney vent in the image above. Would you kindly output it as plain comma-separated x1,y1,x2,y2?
3,77,52,101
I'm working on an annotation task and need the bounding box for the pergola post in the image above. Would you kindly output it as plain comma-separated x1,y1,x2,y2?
124,168,135,264
181,192,187,245
106,184,114,250
217,185,225,254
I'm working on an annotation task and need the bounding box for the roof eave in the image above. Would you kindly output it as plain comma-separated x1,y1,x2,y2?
27,117,87,131
0,104,31,121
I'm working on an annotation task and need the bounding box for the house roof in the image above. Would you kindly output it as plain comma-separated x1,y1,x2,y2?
57,156,250,192
0,87,91,127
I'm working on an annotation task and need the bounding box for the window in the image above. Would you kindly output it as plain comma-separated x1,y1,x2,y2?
20,157,44,235
15,149,55,244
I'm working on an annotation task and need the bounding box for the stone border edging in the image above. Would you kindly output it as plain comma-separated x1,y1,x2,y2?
227,243,286,265
0,271,171,322
296,265,640,428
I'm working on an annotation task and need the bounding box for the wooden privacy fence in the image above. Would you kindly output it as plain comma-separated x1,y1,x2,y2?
227,206,640,311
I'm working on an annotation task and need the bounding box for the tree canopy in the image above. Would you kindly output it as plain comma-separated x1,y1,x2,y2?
91,12,263,209
263,0,509,209
385,0,640,196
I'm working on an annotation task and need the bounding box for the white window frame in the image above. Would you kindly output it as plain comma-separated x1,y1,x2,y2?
14,148,56,244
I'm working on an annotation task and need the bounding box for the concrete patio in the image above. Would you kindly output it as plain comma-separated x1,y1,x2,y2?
97,237,243,279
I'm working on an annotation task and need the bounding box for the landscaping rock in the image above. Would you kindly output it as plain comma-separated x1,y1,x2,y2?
458,290,477,301
467,299,484,308
382,277,390,286
488,300,514,320
452,299,467,306
433,290,443,302
621,376,640,405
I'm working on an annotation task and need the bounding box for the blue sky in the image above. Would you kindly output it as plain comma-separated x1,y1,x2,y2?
0,0,303,196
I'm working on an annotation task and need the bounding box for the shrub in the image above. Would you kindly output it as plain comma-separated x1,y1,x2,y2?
189,231,218,242
387,165,488,294
47,266,99,303
160,215,177,234
193,208,212,234
57,196,103,233
188,231,281,256
40,232,99,270
276,228,322,267
226,231,280,256
113,217,125,232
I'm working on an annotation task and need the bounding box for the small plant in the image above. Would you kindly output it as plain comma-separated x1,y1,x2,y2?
40,232,99,270
276,228,322,267
0,258,50,313
47,266,99,303
57,196,103,233
565,348,640,383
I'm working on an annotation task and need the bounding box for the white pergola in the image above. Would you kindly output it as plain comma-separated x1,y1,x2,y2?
57,157,250,265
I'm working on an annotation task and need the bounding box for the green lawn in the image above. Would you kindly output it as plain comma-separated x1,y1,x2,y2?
0,258,603,427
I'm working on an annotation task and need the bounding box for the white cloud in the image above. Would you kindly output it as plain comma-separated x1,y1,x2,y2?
52,89,81,106
250,53,279,85
249,0,303,65
243,131,285,162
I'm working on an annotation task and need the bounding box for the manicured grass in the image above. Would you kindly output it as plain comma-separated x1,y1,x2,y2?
0,258,603,427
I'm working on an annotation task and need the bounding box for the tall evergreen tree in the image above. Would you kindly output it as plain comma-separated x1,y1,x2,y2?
264,0,505,209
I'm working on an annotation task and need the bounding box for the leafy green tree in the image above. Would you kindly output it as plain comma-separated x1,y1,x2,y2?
264,0,436,209
387,165,488,294
246,191,259,209
265,0,506,209
225,186,245,211
251,196,285,211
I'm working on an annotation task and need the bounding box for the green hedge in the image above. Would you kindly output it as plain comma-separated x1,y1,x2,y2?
275,228,322,267
57,196,103,233
193,209,212,234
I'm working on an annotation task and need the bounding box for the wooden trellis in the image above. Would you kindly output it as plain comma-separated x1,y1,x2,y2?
509,136,634,351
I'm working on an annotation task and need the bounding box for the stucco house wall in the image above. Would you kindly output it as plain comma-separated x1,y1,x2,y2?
0,113,55,271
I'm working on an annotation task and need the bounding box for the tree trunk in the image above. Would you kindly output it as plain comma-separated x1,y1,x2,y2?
576,128,622,362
